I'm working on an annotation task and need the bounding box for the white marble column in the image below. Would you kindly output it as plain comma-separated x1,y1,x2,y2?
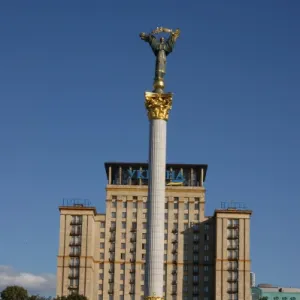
146,119,167,298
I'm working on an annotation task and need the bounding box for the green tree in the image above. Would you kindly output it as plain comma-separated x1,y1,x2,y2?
0,286,28,300
29,296,52,300
259,297,269,300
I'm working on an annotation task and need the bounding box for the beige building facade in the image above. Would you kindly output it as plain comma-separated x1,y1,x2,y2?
56,162,252,300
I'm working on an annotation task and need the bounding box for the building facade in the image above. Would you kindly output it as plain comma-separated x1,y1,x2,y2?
250,272,256,287
56,162,252,300
252,285,300,300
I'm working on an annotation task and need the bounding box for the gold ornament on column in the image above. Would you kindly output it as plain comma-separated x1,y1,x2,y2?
145,92,173,121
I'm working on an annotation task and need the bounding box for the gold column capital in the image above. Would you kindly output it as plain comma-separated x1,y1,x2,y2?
144,92,173,121
144,297,164,300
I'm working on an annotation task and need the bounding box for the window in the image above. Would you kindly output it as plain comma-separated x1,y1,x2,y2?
204,234,209,241
120,273,125,280
143,213,147,219
183,275,188,281
184,202,189,210
165,223,168,229
165,202,168,209
184,223,188,229
100,243,104,249
174,197,179,201
100,222,105,228
99,263,104,269
100,232,105,238
133,196,138,200
143,223,147,229
121,232,126,239
99,273,103,279
132,212,137,218
204,265,209,272
204,256,209,261
194,203,199,210
204,224,209,230
204,244,209,251
111,212,116,218
165,233,168,240
98,284,103,290
164,254,167,260
98,296,103,300
204,276,209,282
174,202,178,209
121,243,125,249
174,213,178,219
184,254,188,261
122,212,126,218
112,201,116,208
122,221,126,229
142,233,147,239
119,296,124,300
194,234,199,241
165,213,168,219
143,202,147,209
142,243,146,249
141,285,145,291
164,244,167,250
184,214,188,220
121,253,125,259
111,221,116,228
122,202,127,208
193,275,198,282
204,286,209,292
133,202,137,208
112,195,117,200
100,253,104,259
194,214,199,220
193,265,199,272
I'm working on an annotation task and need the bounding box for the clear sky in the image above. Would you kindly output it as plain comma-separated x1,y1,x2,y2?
0,0,299,295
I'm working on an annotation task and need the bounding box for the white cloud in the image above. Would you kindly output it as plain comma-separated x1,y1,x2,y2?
0,265,56,295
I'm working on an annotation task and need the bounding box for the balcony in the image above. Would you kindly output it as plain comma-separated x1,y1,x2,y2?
109,269,114,273
130,258,136,263
109,257,115,262
109,248,115,253
227,266,239,271
172,270,177,275
172,228,178,233
68,285,78,290
110,227,116,232
227,278,238,282
70,219,82,225
227,288,238,294
193,249,199,253
130,248,135,253
172,280,177,285
193,291,199,296
172,249,177,254
70,230,81,236
130,279,135,284
172,239,178,244
130,269,135,273
108,279,114,283
193,239,199,244
69,262,79,267
109,237,115,242
227,245,238,250
172,260,177,264
69,252,80,257
227,224,239,229
171,291,177,295
130,238,136,243
131,227,137,232
193,270,199,275
68,274,79,279
228,256,238,261
108,290,114,294
129,290,134,295
69,241,81,247
227,235,239,240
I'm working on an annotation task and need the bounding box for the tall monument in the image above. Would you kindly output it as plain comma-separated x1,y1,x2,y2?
140,27,180,300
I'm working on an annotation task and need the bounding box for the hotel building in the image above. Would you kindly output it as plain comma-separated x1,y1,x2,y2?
56,162,252,300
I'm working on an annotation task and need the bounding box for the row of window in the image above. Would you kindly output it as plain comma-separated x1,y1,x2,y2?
111,196,202,202
99,293,209,300
99,263,210,272
110,211,202,221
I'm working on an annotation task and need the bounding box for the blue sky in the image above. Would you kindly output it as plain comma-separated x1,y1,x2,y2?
0,0,299,294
